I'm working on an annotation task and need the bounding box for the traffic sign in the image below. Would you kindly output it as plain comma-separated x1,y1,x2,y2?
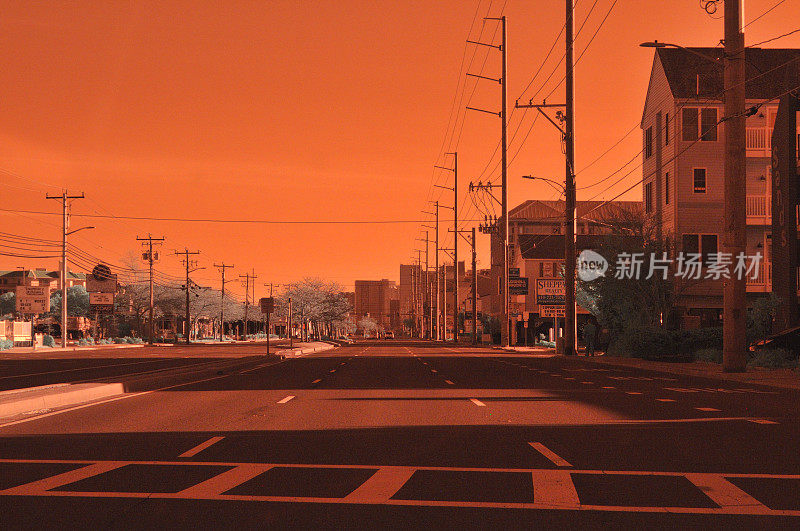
260,297,275,314
15,286,50,314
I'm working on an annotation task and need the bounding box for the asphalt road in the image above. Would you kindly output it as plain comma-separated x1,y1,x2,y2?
1,341,798,528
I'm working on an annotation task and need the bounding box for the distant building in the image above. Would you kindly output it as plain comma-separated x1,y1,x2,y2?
641,46,800,327
354,279,398,333
0,268,86,296
399,264,421,336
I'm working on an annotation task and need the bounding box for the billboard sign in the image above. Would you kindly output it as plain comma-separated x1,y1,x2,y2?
509,277,528,295
15,286,50,314
86,274,117,293
89,292,115,307
540,305,565,318
536,279,565,305
260,297,275,314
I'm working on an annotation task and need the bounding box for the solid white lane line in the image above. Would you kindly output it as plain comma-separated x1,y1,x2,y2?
277,395,295,404
445,380,455,385
179,436,225,458
470,398,486,407
311,379,321,384
528,442,573,468
696,407,721,412
656,398,676,402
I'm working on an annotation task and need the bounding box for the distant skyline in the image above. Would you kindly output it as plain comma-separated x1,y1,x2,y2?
2,0,799,300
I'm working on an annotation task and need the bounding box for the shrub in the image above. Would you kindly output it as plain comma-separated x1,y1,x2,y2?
748,349,798,369
673,327,723,355
0,339,13,351
607,327,677,359
694,348,722,363
125,336,136,344
113,337,126,344
43,335,55,347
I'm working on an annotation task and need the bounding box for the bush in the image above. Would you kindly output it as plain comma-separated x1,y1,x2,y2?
607,327,678,359
43,335,55,347
748,349,798,369
125,336,136,344
0,339,13,351
694,348,722,363
113,337,126,344
673,327,723,355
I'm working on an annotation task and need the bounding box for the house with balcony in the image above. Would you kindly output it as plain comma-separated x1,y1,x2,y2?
641,46,800,326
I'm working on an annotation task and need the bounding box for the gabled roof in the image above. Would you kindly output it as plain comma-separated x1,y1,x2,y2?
655,47,800,100
509,200,642,224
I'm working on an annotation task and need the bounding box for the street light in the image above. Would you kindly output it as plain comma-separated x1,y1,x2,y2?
639,41,722,66
522,175,566,195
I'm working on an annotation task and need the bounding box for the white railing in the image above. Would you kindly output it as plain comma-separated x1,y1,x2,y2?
746,127,771,152
746,195,769,217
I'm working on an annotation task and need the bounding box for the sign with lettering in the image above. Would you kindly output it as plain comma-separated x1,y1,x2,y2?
260,297,275,314
86,274,117,294
509,277,528,295
540,305,565,318
536,279,565,305
89,292,115,306
15,286,50,314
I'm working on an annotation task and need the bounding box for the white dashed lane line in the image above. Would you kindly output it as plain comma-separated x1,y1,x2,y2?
626,392,643,395
749,419,779,424
696,407,721,412
445,380,455,385
311,379,321,384
656,398,676,402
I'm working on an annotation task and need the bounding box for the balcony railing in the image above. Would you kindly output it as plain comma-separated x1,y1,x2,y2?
746,195,771,224
746,261,772,292
746,127,772,154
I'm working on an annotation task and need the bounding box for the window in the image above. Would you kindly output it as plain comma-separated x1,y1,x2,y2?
693,168,706,193
682,108,718,142
682,234,699,255
665,172,670,205
700,108,718,141
645,182,653,213
645,126,653,158
682,233,718,265
701,234,718,263
683,108,699,141
665,112,670,145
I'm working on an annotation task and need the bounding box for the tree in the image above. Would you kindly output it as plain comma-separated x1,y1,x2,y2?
279,278,351,340
357,316,378,338
0,292,15,318
48,285,91,318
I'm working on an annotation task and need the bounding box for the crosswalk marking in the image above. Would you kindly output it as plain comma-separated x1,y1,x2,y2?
469,398,486,407
179,436,225,458
528,442,572,468
277,395,295,404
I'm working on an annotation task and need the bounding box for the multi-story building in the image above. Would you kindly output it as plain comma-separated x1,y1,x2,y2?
641,46,800,326
354,279,398,334
490,199,641,343
399,264,421,336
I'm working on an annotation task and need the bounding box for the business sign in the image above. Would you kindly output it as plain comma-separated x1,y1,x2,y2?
260,297,275,314
86,274,117,293
540,305,565,318
89,292,115,307
15,286,50,314
536,279,565,305
508,267,520,278
509,277,528,295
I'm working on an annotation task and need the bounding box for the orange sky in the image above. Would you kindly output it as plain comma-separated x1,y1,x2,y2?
2,0,799,301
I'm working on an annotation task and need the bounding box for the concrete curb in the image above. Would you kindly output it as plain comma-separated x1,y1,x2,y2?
276,342,336,358
0,356,273,420
577,355,800,391
0,382,125,419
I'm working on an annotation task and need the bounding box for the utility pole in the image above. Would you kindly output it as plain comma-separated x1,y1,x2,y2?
288,297,293,347
467,16,507,346
175,248,200,345
214,263,234,342
564,0,577,356
414,250,424,338
136,234,165,345
472,227,478,345
417,231,433,339
435,152,459,342
422,202,441,340
239,269,258,341
46,190,85,348
723,0,747,372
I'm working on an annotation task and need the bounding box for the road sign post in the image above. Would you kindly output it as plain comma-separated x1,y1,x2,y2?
259,297,275,355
